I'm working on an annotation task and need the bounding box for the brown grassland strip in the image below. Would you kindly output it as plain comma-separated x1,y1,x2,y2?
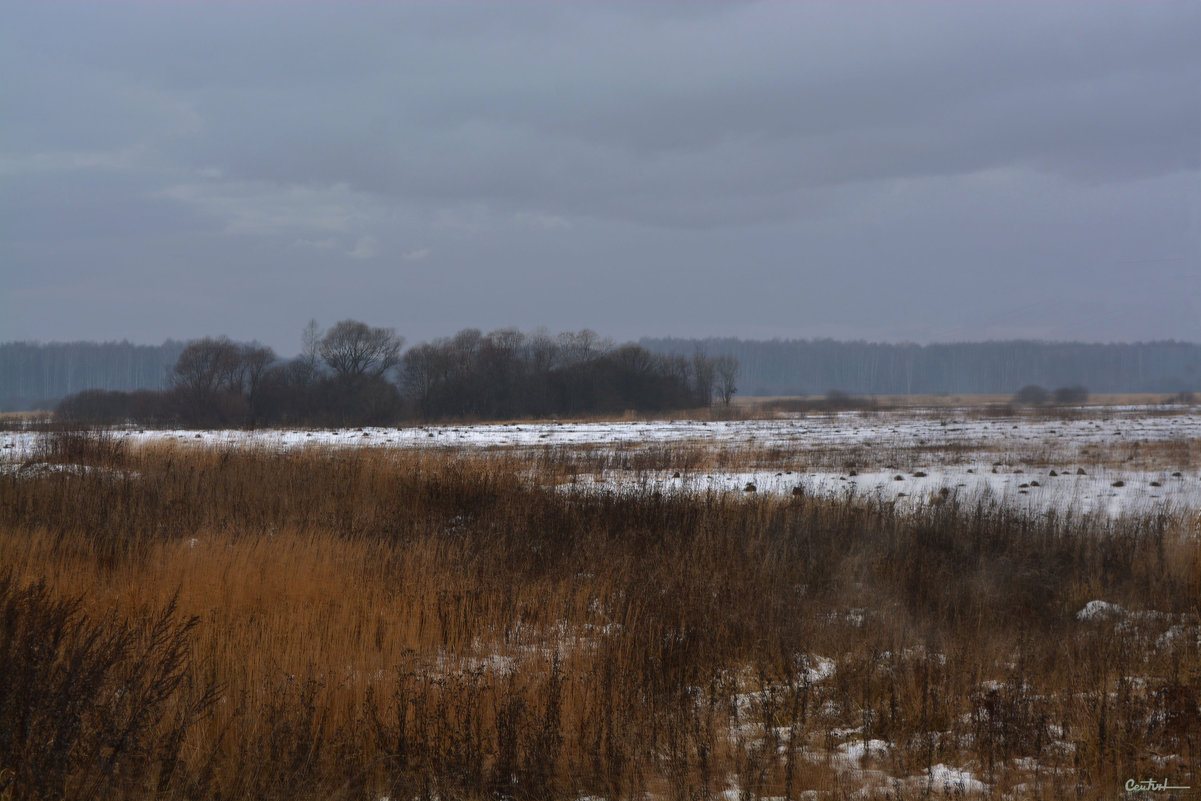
0,430,1198,800
528,434,1201,478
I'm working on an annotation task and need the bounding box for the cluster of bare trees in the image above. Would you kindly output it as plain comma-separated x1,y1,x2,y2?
57,322,404,427
56,337,274,426
221,320,405,426
55,322,738,427
1013,384,1090,406
171,337,276,425
400,328,730,419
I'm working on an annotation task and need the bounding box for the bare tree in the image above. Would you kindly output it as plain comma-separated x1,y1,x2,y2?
487,327,527,359
691,350,716,407
401,342,448,414
528,328,559,374
449,328,483,374
611,343,655,374
239,344,276,411
171,337,276,425
713,355,739,406
557,329,611,366
318,320,403,386
298,319,322,376
171,337,244,396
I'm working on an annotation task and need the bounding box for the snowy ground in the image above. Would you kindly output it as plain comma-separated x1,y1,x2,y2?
569,462,1198,517
3,405,1199,516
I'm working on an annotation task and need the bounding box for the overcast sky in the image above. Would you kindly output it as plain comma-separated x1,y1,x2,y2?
2,2,1198,354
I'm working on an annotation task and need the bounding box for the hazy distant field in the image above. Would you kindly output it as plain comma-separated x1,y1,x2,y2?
1,404,1198,800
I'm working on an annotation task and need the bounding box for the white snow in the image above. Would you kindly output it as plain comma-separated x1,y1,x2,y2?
836,738,891,765
1076,600,1127,621
922,764,987,794
3,406,1198,517
565,462,1197,517
801,655,837,684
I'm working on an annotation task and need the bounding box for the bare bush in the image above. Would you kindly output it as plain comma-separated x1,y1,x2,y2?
0,576,217,801
1014,384,1050,405
1053,384,1089,404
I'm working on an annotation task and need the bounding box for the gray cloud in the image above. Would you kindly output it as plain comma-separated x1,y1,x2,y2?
1,1,1198,350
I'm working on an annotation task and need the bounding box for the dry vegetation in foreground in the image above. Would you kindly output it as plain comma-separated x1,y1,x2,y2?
1,431,1199,800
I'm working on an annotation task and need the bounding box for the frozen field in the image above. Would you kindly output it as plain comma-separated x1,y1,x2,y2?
4,405,1199,516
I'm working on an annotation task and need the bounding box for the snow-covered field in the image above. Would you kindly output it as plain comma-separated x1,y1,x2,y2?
571,463,1197,517
4,405,1199,516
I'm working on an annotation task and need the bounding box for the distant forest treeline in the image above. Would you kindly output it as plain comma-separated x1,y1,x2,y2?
641,338,1201,397
3,336,1200,413
0,340,186,411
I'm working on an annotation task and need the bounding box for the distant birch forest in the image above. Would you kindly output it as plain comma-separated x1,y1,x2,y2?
641,337,1201,397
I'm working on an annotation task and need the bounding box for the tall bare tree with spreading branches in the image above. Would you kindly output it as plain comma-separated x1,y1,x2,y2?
318,320,403,387
713,355,739,407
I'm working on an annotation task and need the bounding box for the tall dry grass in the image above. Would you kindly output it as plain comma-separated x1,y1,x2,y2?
0,430,1197,799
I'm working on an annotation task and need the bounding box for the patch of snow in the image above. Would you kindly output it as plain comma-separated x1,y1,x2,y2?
921,764,987,794
1157,624,1201,649
1076,600,1126,621
835,738,891,765
800,654,836,684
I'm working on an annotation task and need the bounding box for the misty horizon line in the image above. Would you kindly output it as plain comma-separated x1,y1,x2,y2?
5,332,1201,359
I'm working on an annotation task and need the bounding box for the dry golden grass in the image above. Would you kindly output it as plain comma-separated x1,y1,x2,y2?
739,393,1186,409
0,410,51,429
0,431,1198,800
